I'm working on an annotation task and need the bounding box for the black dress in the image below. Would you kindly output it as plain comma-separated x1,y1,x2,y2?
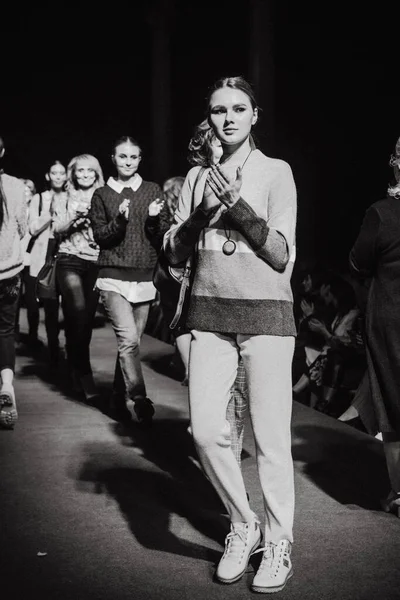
350,196,400,434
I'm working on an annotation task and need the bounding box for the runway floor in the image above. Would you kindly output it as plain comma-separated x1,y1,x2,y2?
1,309,399,600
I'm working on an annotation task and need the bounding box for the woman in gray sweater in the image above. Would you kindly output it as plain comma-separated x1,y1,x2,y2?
0,136,27,429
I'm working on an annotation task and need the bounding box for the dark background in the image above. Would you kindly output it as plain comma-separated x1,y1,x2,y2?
1,1,399,270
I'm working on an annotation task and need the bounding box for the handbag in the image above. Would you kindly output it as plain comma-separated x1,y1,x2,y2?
153,167,205,330
153,250,193,329
35,239,59,301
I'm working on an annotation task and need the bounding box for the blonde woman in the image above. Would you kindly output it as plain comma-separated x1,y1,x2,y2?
53,154,104,399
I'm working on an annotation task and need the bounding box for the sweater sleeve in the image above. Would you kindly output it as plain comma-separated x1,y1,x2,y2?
223,160,297,271
144,203,172,253
349,206,381,279
17,183,28,240
89,190,127,249
163,168,217,265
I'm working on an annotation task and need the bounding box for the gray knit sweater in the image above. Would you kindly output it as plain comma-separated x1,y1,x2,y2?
0,173,27,280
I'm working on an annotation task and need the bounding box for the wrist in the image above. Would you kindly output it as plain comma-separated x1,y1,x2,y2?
222,192,241,209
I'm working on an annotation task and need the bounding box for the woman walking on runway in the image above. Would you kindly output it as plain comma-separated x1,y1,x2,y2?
90,136,162,426
53,154,104,399
164,76,297,593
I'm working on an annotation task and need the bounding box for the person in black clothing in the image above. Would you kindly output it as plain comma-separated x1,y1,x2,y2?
350,136,400,516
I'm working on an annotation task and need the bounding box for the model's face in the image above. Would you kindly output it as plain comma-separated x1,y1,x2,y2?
75,160,97,189
210,137,223,165
208,87,257,147
113,142,141,179
48,164,66,190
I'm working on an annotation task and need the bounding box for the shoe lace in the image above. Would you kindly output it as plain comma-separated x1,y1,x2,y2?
254,542,287,576
224,525,250,560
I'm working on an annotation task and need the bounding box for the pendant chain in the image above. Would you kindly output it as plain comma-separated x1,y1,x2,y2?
221,149,252,256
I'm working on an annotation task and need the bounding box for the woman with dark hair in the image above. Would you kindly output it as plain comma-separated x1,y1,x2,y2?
350,135,400,516
0,136,27,428
90,136,162,426
164,77,297,593
53,154,104,399
27,160,67,365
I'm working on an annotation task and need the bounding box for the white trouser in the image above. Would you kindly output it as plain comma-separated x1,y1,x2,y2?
189,330,295,543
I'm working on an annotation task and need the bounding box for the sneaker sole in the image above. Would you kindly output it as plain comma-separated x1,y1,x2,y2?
0,392,13,407
251,567,293,594
0,408,18,429
216,531,262,585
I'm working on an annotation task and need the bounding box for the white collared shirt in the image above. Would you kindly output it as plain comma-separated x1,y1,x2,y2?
106,174,143,194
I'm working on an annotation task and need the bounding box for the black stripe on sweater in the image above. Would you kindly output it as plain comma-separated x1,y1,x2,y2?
187,296,296,336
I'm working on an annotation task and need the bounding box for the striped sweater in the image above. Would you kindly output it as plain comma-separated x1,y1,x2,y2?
0,173,27,280
164,143,297,336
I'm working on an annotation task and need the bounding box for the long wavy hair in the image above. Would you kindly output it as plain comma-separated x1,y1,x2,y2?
187,120,217,167
162,176,185,218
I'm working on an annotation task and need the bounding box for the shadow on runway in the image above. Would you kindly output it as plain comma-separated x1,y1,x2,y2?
292,421,389,510
69,417,230,563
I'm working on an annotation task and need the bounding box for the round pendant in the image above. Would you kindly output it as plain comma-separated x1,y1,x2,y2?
222,240,237,256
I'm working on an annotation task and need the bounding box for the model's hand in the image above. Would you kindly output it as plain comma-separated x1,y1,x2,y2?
119,198,130,220
148,198,165,217
201,177,221,212
206,164,242,208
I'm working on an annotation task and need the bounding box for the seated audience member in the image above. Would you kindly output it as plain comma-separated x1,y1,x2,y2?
293,274,360,412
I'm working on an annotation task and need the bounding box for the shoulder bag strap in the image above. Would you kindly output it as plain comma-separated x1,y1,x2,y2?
169,167,206,330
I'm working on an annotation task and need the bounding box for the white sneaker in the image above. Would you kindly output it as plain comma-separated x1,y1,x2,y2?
251,540,293,594
216,520,262,584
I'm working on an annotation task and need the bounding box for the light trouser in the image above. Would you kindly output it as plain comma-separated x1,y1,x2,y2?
100,290,150,401
189,330,295,543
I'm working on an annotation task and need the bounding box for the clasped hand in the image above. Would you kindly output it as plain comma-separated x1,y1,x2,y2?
119,198,131,220
203,164,242,211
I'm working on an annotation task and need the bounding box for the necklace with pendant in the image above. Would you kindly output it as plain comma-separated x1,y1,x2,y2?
222,218,237,256
220,148,253,256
